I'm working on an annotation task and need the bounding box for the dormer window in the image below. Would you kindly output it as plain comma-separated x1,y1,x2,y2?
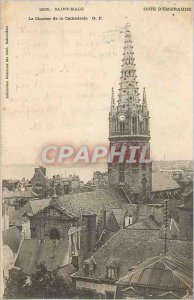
84,264,90,276
106,267,116,279
84,259,96,276
106,260,120,280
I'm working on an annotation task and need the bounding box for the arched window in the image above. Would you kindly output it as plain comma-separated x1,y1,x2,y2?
132,116,137,134
120,122,125,133
49,228,60,240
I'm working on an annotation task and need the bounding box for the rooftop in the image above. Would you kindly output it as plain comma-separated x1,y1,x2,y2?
72,222,192,282
57,188,129,221
3,189,37,199
15,239,70,275
117,255,193,290
3,226,22,254
8,198,51,226
152,172,180,192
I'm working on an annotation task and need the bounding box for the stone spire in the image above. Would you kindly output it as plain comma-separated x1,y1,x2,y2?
142,87,147,108
118,23,140,112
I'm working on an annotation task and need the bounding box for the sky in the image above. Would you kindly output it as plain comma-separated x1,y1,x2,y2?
2,0,193,178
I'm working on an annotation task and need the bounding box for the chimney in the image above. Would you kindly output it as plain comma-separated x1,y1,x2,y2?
21,218,31,239
71,255,79,269
81,214,97,258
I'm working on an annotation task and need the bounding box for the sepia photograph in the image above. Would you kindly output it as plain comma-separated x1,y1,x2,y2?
1,0,193,299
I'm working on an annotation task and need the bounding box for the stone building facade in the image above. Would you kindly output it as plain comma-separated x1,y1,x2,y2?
30,204,79,240
108,23,152,203
29,202,97,260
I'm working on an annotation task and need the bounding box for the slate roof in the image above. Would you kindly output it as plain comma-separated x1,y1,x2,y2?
160,218,180,239
15,239,70,275
8,188,128,226
3,189,37,199
57,188,129,220
117,255,193,290
29,198,51,215
3,226,22,254
152,172,180,192
72,223,192,282
125,216,160,230
9,199,51,226
58,264,77,283
111,208,127,227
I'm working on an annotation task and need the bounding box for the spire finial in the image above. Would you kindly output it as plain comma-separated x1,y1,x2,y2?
124,16,130,29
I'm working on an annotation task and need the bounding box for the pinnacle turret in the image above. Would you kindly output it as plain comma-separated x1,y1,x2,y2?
142,87,147,107
142,87,149,117
111,87,115,109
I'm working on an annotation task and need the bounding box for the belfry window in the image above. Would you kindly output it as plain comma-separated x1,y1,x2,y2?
145,118,149,132
119,164,124,183
132,116,137,134
120,122,125,132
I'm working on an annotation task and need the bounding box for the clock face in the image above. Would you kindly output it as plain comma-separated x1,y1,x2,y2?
119,114,126,122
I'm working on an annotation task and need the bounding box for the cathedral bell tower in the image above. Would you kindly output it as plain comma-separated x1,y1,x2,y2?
108,23,152,203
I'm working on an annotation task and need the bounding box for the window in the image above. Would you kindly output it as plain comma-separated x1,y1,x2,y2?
84,264,90,276
49,228,60,240
119,164,124,183
120,122,125,133
84,263,94,276
105,291,115,299
124,216,130,227
124,216,133,227
106,267,117,279
82,289,95,299
132,116,137,134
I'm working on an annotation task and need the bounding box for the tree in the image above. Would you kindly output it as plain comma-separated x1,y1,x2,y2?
4,270,28,299
4,263,75,299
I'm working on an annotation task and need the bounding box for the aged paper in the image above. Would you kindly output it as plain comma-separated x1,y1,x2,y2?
1,0,193,299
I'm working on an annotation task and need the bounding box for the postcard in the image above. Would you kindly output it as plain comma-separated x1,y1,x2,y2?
1,1,193,299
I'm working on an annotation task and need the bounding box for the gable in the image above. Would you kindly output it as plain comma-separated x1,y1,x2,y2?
33,204,76,220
